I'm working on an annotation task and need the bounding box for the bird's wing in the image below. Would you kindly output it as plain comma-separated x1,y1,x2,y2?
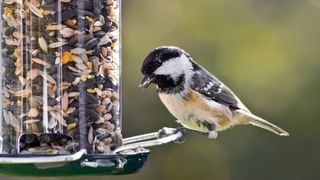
190,63,249,111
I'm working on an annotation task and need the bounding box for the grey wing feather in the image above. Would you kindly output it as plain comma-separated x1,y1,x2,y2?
190,63,243,110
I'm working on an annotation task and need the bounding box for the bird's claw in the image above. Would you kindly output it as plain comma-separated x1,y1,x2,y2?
208,131,218,139
173,127,186,144
158,127,185,144
158,127,178,138
174,137,185,144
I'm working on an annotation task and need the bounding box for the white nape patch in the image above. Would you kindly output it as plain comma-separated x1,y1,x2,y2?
154,54,193,81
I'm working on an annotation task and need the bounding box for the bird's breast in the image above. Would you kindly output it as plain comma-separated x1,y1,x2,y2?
158,89,233,131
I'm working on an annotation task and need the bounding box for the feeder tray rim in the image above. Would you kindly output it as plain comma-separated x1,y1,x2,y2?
0,127,185,164
0,127,204,176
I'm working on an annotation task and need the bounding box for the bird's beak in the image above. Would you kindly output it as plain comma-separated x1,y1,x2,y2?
139,74,155,88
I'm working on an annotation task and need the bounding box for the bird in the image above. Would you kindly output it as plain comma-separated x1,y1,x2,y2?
139,46,289,138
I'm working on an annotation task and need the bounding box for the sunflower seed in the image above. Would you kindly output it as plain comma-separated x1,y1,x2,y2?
4,0,16,4
47,24,67,31
59,0,72,3
96,105,106,113
38,37,48,53
49,111,67,126
68,92,80,97
28,108,39,118
60,28,74,38
25,1,43,18
5,38,18,46
88,126,94,144
48,41,68,48
103,113,112,121
14,89,32,98
67,66,81,73
37,71,56,84
62,92,69,112
26,69,39,80
66,107,76,114
75,63,88,71
31,58,51,68
24,119,40,124
71,48,86,54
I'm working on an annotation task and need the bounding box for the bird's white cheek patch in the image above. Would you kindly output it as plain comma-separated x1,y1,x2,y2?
154,55,193,80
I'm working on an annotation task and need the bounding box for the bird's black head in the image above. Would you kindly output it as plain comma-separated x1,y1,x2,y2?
140,46,194,93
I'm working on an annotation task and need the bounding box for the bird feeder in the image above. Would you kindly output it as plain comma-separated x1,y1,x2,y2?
0,0,185,176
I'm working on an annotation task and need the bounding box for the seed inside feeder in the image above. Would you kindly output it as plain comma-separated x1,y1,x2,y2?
0,0,121,155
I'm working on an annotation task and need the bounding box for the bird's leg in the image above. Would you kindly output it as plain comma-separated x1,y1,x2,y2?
172,127,186,144
206,123,218,139
176,127,208,136
173,126,210,144
200,121,218,139
175,120,206,136
173,120,187,143
175,120,218,139
172,126,208,144
157,127,185,144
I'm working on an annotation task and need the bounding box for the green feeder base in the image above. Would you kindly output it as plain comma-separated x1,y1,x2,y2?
0,152,149,176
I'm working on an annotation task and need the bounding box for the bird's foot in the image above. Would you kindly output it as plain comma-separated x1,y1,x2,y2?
158,127,185,143
207,130,218,139
158,127,177,138
172,127,186,144
174,137,185,144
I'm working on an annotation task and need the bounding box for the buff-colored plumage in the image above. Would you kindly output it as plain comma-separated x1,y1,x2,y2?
159,88,237,132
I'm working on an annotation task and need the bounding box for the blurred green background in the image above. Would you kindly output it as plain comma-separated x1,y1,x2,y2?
4,0,320,179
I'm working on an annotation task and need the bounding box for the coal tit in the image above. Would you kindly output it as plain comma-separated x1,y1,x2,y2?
140,46,289,138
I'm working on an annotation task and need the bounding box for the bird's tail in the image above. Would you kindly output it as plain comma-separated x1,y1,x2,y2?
236,109,289,136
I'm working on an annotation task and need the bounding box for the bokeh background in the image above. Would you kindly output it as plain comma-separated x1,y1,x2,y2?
4,0,320,179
